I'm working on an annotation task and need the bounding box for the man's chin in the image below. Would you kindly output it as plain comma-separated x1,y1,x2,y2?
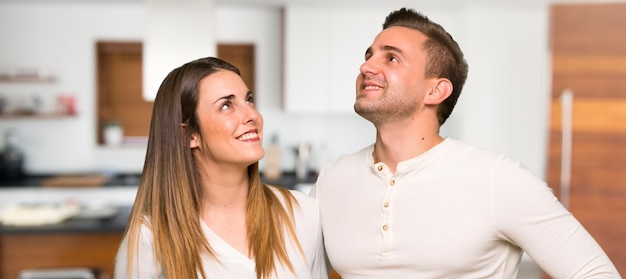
355,106,379,122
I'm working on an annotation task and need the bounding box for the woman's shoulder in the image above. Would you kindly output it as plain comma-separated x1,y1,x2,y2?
126,216,155,244
289,188,318,207
269,185,319,214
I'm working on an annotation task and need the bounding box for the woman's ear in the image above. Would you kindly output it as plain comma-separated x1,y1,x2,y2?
190,132,200,149
424,78,453,105
182,123,200,149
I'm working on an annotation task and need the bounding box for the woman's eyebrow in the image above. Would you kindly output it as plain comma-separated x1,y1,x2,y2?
213,94,235,105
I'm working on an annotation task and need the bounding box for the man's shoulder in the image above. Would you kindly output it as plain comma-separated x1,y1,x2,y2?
313,145,374,188
326,144,373,168
444,138,523,169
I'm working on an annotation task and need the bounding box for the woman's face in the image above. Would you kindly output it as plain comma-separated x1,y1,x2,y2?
190,70,264,169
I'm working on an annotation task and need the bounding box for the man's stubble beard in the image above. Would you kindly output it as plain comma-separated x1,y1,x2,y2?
354,88,417,126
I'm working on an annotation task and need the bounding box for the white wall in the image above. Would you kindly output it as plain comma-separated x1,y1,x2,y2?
0,2,550,178
451,5,550,177
0,1,146,174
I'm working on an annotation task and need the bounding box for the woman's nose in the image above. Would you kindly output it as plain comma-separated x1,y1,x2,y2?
243,105,260,123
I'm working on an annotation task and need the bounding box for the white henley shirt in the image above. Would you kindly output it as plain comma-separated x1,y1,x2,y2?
312,138,619,279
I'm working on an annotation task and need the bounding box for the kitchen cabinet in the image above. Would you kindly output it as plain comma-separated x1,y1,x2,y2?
0,206,130,279
283,7,387,114
0,232,123,279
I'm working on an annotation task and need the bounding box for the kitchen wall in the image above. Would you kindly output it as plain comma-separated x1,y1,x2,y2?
0,1,550,178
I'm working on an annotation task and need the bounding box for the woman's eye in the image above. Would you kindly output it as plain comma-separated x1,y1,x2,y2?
220,101,231,110
246,95,255,104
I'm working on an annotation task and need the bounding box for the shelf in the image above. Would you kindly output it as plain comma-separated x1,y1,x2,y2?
0,75,56,83
0,112,75,119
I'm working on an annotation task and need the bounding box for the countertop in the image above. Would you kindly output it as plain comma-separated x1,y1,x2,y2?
0,172,318,234
0,171,317,189
0,205,131,234
0,173,142,188
261,171,318,189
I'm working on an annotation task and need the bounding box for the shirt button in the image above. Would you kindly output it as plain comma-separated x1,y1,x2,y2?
389,179,395,186
382,225,388,231
377,165,383,171
383,202,389,208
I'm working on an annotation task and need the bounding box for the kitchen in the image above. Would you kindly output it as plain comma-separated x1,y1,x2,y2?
0,0,623,278
0,0,552,181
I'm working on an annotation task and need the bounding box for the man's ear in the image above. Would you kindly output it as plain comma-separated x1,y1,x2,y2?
424,78,453,105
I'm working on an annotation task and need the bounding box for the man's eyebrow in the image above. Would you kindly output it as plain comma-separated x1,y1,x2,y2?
365,45,404,57
381,45,404,55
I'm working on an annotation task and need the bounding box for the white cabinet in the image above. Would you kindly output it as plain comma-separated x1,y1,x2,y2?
283,7,388,114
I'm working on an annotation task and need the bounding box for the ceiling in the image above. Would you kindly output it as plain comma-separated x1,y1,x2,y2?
214,0,626,9
3,0,626,6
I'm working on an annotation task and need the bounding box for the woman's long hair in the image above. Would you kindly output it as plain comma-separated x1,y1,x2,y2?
121,57,303,279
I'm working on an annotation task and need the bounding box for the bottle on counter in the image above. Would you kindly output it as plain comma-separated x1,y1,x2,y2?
294,142,311,181
0,128,25,182
263,134,282,181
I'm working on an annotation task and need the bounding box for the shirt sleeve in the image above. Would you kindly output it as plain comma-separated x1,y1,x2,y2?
114,224,164,279
293,189,329,279
491,157,620,279
310,224,329,279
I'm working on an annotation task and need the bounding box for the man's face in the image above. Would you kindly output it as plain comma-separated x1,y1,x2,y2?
354,26,437,125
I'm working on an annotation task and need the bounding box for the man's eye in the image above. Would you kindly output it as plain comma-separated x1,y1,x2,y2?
388,56,398,62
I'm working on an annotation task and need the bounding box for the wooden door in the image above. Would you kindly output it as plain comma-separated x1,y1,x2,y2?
548,3,626,275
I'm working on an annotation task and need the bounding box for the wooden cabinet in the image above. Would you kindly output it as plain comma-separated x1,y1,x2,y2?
283,7,386,114
0,206,130,279
0,232,123,279
548,3,626,276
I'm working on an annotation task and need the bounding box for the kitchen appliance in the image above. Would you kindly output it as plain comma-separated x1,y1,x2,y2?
0,128,24,182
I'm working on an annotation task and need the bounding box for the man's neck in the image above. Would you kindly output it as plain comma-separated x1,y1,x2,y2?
373,119,443,173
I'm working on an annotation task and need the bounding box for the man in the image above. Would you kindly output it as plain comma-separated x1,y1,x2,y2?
311,7,620,278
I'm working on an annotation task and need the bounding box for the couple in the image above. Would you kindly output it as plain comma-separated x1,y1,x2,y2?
114,7,619,279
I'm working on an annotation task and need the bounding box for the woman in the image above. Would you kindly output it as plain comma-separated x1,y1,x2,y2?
115,57,327,279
